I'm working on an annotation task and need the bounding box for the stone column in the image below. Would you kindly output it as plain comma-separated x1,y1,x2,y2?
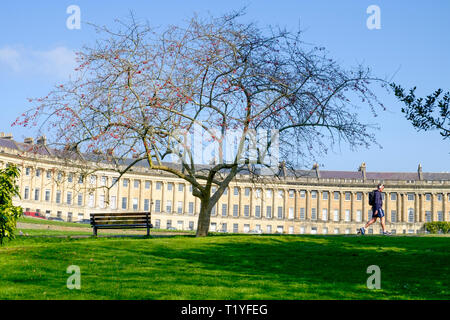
317,190,321,221
339,191,344,222
431,193,436,222
419,193,424,222
444,193,448,222
161,181,166,213
402,193,407,222
414,192,419,223
385,192,389,221
306,190,310,220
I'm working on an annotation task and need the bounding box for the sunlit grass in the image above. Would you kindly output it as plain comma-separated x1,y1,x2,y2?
0,233,448,300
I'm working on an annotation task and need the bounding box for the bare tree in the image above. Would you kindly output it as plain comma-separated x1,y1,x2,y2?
15,11,385,236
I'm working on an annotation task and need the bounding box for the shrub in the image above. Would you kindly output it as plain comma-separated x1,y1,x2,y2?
0,165,23,245
424,222,450,234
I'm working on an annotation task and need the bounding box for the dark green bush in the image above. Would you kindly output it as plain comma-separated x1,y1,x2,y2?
424,222,450,234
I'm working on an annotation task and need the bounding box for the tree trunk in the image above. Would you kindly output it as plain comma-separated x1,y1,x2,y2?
196,197,212,237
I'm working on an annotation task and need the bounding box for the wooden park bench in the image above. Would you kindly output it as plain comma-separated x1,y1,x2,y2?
90,212,153,236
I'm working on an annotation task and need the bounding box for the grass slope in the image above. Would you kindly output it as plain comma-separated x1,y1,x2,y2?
0,234,449,300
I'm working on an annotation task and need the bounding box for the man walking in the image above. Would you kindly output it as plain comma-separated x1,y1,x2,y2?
359,184,391,235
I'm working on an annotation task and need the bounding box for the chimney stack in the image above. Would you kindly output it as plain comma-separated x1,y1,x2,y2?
359,162,367,181
0,132,13,140
24,137,34,145
312,163,320,179
36,135,47,145
418,164,423,180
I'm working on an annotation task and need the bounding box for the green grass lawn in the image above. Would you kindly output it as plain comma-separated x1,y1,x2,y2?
0,231,449,300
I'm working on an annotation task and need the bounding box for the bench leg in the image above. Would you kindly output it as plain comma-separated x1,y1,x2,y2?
147,226,150,237
93,227,97,237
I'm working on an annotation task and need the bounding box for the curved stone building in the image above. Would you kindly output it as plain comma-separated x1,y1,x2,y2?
1,133,449,235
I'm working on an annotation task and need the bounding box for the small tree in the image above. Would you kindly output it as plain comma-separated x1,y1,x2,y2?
16,11,386,236
0,165,23,245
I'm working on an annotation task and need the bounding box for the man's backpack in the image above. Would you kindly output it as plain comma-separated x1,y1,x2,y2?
368,190,376,206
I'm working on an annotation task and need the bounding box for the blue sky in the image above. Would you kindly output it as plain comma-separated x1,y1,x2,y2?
0,0,449,173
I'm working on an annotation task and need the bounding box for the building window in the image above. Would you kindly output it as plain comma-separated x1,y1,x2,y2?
266,206,272,218
166,220,172,229
145,181,151,189
334,228,340,234
391,193,397,201
244,224,250,233
322,227,328,234
144,199,150,211
167,183,173,191
36,169,41,177
45,190,51,202
166,200,172,213
154,219,160,229
255,189,261,198
223,187,228,195
211,205,216,216
88,194,94,208
56,191,61,204
245,187,250,196
333,209,339,222
311,208,317,220
222,223,227,233
122,197,127,210
278,190,284,198
177,201,183,214
34,188,40,201
24,187,29,200
322,191,328,200
66,192,72,205
311,191,317,199
277,206,284,219
345,192,351,201
121,179,128,188
67,173,73,182
289,190,294,198
25,167,30,176
67,212,72,222
100,176,107,187
178,184,184,192
156,182,162,190
222,204,227,217
234,187,239,196
334,192,339,200
189,202,194,214
437,211,443,222
255,205,261,218
300,208,305,220
189,221,194,231
300,190,306,198
356,192,362,201
266,225,272,233
356,210,362,222
210,222,217,232
311,227,317,235
90,175,97,185
299,226,305,234
133,198,138,210
407,193,414,201
244,205,250,217
266,190,272,198
155,200,161,213
276,226,283,234
437,194,443,201
425,193,431,201
288,207,294,219
288,226,294,234
391,210,397,223
110,196,117,210
78,194,83,206
78,175,84,184
322,209,328,221
345,210,351,222
408,208,414,223
134,180,140,189
425,211,432,222
233,224,238,233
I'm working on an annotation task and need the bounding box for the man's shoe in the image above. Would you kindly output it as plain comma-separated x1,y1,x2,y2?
359,227,365,235
383,231,391,235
